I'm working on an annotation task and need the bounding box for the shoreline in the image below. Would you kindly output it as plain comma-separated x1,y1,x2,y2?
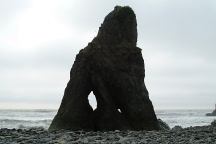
1,120,215,144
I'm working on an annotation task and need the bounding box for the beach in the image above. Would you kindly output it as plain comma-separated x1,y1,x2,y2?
0,109,215,143
0,120,215,144
1,109,215,129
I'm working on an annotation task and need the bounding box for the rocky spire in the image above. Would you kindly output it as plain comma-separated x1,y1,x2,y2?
49,6,159,131
95,6,137,46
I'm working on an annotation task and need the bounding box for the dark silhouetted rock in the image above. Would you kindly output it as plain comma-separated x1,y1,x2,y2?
206,110,216,116
172,126,183,131
206,104,216,116
158,119,170,130
49,6,159,131
211,120,216,127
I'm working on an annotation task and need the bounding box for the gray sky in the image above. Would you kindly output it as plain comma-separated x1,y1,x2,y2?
0,0,216,109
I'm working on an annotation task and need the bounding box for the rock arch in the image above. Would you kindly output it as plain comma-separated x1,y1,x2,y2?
49,6,159,131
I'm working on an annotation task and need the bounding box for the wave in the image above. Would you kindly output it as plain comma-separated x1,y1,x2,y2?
0,118,52,123
0,119,52,129
0,109,214,129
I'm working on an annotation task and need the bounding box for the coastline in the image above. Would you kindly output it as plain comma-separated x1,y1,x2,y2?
1,120,215,144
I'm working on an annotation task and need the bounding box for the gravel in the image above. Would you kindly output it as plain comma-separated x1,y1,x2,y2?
0,120,216,144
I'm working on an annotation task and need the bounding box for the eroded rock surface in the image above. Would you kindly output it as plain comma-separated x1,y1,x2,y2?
49,6,159,131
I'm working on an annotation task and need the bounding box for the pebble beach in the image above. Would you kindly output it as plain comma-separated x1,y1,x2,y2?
1,120,215,144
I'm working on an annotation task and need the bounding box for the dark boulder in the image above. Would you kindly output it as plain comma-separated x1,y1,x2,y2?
172,126,183,131
49,6,159,131
158,119,170,130
211,120,216,127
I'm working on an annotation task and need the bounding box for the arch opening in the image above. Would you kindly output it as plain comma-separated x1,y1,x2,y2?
88,91,97,110
117,109,122,113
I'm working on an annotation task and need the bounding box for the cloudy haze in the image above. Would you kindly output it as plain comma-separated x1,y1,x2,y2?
0,0,216,109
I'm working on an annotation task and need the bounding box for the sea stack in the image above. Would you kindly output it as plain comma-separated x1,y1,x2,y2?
49,6,159,131
206,104,216,116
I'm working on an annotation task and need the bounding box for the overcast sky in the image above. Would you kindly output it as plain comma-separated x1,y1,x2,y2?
0,0,216,109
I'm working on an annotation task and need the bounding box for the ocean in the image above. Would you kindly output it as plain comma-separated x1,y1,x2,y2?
0,109,215,129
